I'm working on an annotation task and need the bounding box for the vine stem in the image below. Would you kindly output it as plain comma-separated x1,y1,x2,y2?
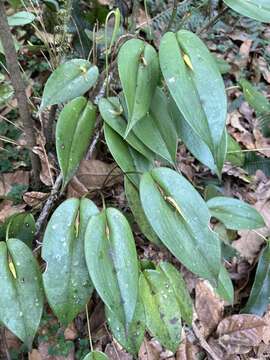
0,2,41,188
197,6,229,34
166,0,178,32
85,304,93,352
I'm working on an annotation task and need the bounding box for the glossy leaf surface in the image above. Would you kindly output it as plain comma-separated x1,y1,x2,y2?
207,197,265,230
99,97,155,162
85,208,138,329
223,0,270,23
243,242,270,315
40,59,98,109
106,299,145,355
140,167,221,283
160,31,227,165
82,351,109,360
104,124,152,187
158,262,193,325
56,97,96,188
215,265,234,304
7,11,35,26
118,39,159,135
124,176,161,246
140,269,182,352
0,239,43,348
42,198,98,325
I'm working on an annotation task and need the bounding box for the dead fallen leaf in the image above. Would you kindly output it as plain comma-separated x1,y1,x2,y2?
105,341,133,360
29,349,42,360
0,170,29,197
254,128,270,157
37,341,75,360
0,200,25,223
195,280,224,337
262,308,270,345
214,314,265,355
67,160,122,198
139,339,163,360
23,191,48,208
233,180,270,261
64,322,78,341
256,57,270,84
176,332,200,360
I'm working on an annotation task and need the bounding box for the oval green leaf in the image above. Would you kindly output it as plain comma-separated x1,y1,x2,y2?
99,97,155,162
159,31,227,165
158,262,193,325
140,167,221,284
85,208,139,329
104,124,153,187
7,11,35,26
56,96,96,189
82,351,109,360
207,196,265,230
140,269,182,353
106,299,145,356
124,176,161,246
40,59,99,110
42,198,98,325
0,239,44,349
215,265,234,304
243,242,270,315
223,0,270,23
118,39,159,136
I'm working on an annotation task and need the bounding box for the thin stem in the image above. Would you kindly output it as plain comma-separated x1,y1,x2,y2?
130,0,140,32
166,0,178,32
228,148,270,154
44,104,58,151
0,2,40,188
197,6,229,34
85,304,93,352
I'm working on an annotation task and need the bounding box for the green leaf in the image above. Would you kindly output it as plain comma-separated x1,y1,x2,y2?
157,262,193,325
85,208,139,329
243,242,270,315
207,196,265,230
140,269,182,353
5,213,35,248
226,134,245,167
239,79,270,136
150,88,178,162
40,59,99,110
104,124,153,187
140,167,221,284
223,0,270,23
0,239,44,348
56,96,96,189
124,176,161,246
118,39,159,136
215,265,234,304
42,198,98,325
169,97,227,176
133,113,175,165
99,97,155,162
159,31,227,166
106,299,145,355
244,152,270,176
82,351,109,360
7,11,35,26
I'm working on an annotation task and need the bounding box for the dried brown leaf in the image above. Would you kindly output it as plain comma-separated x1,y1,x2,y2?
0,200,25,223
105,342,133,360
215,314,265,355
23,191,48,208
195,280,224,337
139,339,162,360
0,170,29,197
67,160,122,198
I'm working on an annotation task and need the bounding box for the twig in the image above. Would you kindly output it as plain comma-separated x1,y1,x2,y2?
197,6,229,34
44,104,58,151
130,0,140,32
192,322,221,360
0,2,40,188
0,327,11,360
166,0,178,32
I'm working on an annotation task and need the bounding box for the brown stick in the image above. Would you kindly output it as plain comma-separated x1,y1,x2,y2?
0,2,40,187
